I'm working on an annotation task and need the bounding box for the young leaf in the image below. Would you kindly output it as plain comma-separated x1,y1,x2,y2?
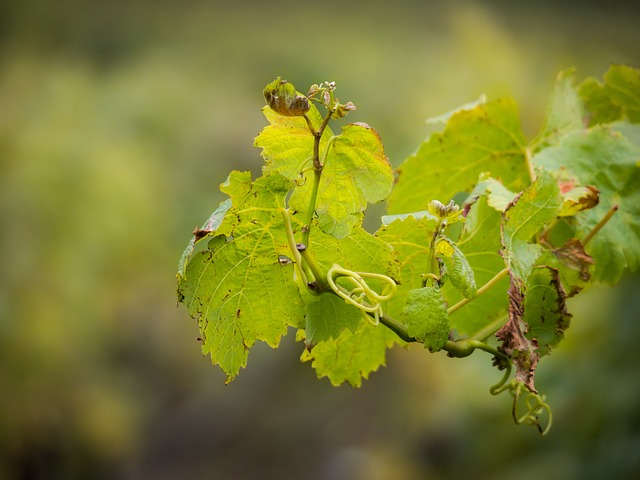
255,81,394,238
524,266,572,357
177,172,305,382
501,169,562,281
401,286,449,352
293,122,394,238
532,127,640,283
388,98,530,215
435,237,477,299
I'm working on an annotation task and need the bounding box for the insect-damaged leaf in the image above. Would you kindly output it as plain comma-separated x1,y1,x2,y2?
177,172,304,382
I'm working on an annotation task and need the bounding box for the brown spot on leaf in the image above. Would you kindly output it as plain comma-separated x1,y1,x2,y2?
552,238,594,284
496,275,540,393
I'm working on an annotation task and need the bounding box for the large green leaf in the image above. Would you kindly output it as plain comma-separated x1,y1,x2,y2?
579,64,640,125
532,127,640,283
531,69,585,150
387,98,530,214
501,169,562,281
177,172,304,382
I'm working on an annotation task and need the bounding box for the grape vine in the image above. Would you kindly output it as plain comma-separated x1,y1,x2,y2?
177,66,640,434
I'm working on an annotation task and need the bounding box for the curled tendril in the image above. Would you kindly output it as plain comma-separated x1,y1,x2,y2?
326,264,397,325
494,379,553,435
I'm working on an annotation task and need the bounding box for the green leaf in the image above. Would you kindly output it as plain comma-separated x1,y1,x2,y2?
388,98,530,215
524,266,572,357
255,85,394,238
255,102,328,180
501,170,562,281
303,225,401,347
263,77,310,117
177,172,304,382
401,287,449,352
531,69,585,150
579,65,640,125
558,185,599,217
294,123,394,238
447,196,509,335
300,323,398,387
375,216,439,320
435,237,477,299
532,127,640,283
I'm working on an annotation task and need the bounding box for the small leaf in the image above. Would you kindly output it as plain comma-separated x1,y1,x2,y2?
435,237,477,299
558,185,599,217
501,170,562,281
469,176,517,212
263,77,310,117
426,200,464,224
401,286,449,352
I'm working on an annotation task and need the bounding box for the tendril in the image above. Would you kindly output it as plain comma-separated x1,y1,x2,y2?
327,264,397,325
493,379,553,435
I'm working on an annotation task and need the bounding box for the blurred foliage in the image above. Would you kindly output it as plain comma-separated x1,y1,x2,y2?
0,0,639,479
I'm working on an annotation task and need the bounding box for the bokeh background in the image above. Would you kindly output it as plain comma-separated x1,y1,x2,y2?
1,0,640,479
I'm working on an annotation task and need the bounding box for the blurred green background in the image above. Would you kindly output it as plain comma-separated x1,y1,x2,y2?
1,0,639,479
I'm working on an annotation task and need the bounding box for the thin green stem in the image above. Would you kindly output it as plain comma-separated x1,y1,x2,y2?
281,209,308,284
583,204,619,246
447,268,510,316
525,147,536,183
377,313,415,343
469,314,508,342
301,110,334,246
